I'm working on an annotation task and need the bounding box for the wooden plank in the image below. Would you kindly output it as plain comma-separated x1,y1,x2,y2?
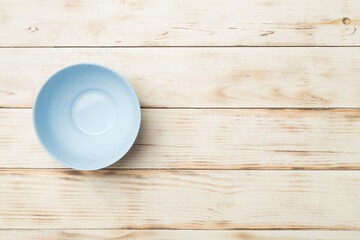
2,109,360,169
0,0,359,46
0,170,360,229
1,48,360,108
1,230,359,240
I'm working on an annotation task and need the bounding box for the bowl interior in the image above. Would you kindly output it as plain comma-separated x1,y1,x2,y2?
34,64,141,170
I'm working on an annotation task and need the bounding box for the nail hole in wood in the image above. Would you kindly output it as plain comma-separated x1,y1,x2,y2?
342,17,351,25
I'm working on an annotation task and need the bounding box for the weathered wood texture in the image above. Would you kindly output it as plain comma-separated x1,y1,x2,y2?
1,109,360,169
1,48,360,108
1,170,360,229
1,230,359,240
2,0,360,234
0,0,359,46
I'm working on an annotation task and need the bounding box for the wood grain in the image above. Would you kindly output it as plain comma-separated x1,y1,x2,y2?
1,170,360,229
2,108,360,169
1,48,360,108
0,0,359,46
1,230,359,240
2,0,360,235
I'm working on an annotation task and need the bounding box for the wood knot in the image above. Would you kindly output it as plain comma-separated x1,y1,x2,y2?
342,17,351,25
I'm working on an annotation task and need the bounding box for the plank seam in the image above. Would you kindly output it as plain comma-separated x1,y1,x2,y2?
0,228,358,231
1,168,360,171
3,107,360,110
0,46,360,48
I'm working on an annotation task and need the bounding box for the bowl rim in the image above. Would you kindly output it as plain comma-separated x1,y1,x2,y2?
33,63,141,170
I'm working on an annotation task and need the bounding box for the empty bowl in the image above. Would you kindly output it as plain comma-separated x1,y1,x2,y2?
33,64,141,170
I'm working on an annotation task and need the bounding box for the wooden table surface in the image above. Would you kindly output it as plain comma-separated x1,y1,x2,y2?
1,0,360,239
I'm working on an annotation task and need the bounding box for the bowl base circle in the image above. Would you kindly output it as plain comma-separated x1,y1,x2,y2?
71,89,117,135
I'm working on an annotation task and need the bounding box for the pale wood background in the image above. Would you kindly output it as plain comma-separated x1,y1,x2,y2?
0,0,360,239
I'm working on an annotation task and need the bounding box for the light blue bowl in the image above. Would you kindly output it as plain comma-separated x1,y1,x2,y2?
33,64,141,170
